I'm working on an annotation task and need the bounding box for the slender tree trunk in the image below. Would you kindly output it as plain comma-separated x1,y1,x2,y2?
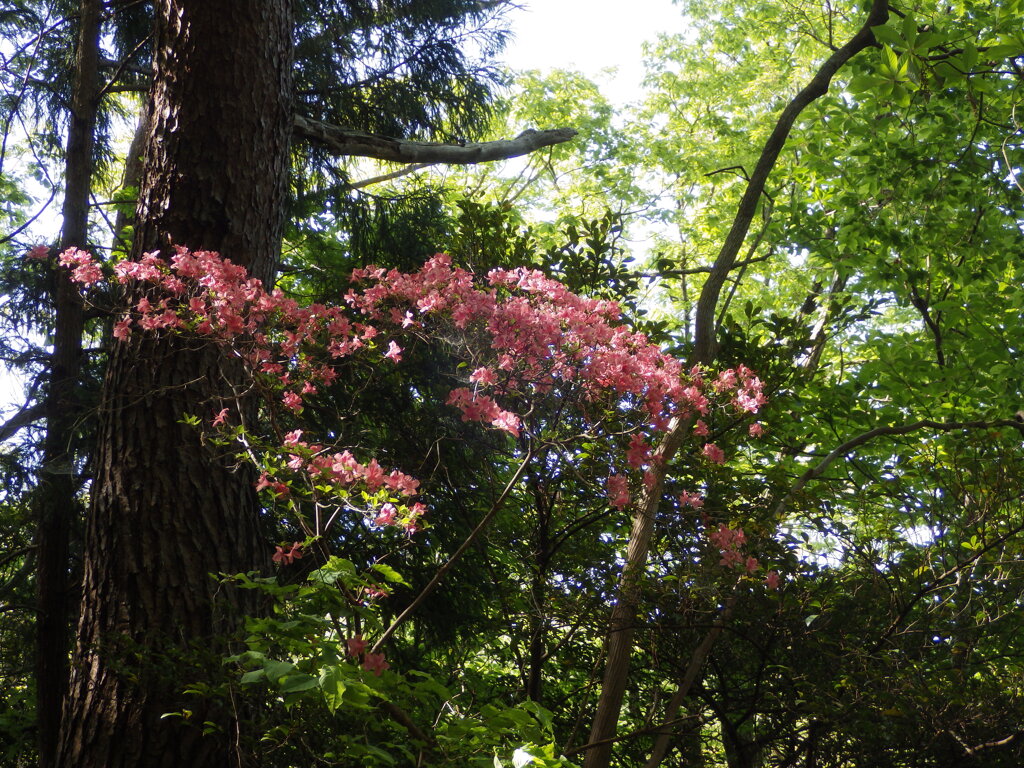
35,2,100,764
111,107,149,251
57,3,293,766
582,4,888,766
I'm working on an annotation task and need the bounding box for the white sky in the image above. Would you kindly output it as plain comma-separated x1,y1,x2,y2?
499,0,688,105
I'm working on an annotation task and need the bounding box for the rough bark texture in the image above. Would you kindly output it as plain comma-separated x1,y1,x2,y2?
57,3,293,766
35,1,100,764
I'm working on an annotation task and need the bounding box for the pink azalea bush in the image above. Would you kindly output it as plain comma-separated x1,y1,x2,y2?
61,247,771,575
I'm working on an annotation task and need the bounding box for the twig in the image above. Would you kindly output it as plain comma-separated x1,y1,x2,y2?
371,448,534,653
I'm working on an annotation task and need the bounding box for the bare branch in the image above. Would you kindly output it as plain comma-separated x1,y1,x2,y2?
348,162,435,190
0,402,44,444
371,448,534,654
293,115,577,164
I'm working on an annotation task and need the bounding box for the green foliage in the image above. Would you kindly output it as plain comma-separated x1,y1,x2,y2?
2,0,1024,766
220,562,576,767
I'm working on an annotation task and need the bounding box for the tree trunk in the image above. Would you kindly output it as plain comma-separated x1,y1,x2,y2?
57,3,293,766
582,4,888,765
35,1,100,764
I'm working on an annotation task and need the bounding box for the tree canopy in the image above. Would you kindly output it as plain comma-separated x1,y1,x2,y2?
1,0,1023,767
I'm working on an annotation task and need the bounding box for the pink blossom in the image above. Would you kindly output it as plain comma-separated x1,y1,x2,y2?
271,542,303,565
693,420,709,437
702,443,726,464
346,635,367,657
26,245,49,261
749,422,764,437
678,491,704,509
283,429,304,446
361,459,386,492
374,503,397,526
764,570,780,590
607,474,630,510
256,473,289,498
282,391,303,412
59,247,103,285
212,408,229,427
364,585,389,600
626,434,651,468
469,367,497,386
384,340,402,362
384,470,420,496
362,652,390,677
490,408,521,437
112,318,132,341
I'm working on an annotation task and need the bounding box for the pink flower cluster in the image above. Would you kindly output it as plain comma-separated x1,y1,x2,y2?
66,248,767,540
59,248,103,285
344,255,766,514
346,635,389,676
348,255,693,433
708,524,756,571
706,522,780,589
264,430,425,534
272,542,304,565
713,366,767,414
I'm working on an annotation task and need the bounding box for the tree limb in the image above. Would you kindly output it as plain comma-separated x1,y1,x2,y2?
348,162,435,190
0,402,43,444
772,418,1024,519
293,115,577,164
692,0,889,364
583,5,890,767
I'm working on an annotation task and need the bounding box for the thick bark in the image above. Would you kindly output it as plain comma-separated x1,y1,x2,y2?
35,1,100,765
582,3,890,767
58,3,293,766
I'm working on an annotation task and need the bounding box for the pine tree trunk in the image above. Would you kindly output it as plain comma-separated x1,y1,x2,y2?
35,1,100,764
57,3,293,766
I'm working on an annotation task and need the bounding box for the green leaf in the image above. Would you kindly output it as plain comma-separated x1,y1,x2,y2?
372,562,408,585
279,673,318,693
881,45,900,75
263,660,294,683
240,669,266,685
871,25,904,49
848,74,886,94
319,665,349,713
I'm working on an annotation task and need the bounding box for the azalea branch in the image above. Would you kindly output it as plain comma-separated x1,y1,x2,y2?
293,115,577,164
371,448,534,653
